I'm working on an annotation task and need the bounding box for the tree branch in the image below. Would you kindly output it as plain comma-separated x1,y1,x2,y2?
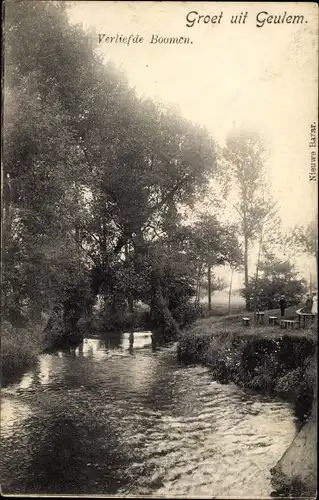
69,232,102,269
224,198,244,220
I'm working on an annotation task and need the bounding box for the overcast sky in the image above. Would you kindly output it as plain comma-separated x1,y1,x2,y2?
68,1,318,287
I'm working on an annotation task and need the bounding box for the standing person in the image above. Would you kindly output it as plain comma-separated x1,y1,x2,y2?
279,295,287,318
303,293,313,313
311,292,317,315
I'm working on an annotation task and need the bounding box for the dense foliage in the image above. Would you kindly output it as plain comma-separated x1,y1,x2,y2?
241,252,307,310
3,0,240,341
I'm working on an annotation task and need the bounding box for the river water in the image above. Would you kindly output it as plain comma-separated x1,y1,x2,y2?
1,331,297,497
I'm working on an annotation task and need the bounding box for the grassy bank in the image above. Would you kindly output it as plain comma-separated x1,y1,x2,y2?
177,308,317,421
1,322,45,386
177,308,317,496
1,313,73,386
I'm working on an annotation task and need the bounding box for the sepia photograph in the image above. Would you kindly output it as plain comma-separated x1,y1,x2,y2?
1,1,318,497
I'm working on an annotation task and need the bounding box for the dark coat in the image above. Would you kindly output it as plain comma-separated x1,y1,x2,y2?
279,298,286,309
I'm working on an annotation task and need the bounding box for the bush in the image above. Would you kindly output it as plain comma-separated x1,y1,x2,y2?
173,301,205,327
178,324,317,424
241,259,307,311
1,323,44,384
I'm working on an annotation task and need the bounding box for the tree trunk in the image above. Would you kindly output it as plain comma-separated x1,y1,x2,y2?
63,291,83,338
124,243,134,315
244,233,250,309
207,264,212,312
195,281,199,304
255,229,263,280
195,260,203,304
8,297,28,328
197,281,202,305
228,267,234,314
150,267,180,340
134,229,180,340
195,271,200,304
127,296,134,314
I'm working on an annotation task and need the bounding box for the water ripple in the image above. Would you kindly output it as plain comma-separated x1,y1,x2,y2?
1,333,297,496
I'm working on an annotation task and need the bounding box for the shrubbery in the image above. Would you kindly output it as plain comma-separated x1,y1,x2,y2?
172,301,205,328
241,258,307,311
178,327,317,423
1,322,44,385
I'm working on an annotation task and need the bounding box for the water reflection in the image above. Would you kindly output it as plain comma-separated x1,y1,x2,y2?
39,356,52,385
52,331,154,360
18,372,34,390
1,332,297,496
1,399,33,439
121,331,153,351
82,338,104,359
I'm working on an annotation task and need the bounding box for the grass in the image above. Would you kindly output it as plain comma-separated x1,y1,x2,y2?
181,304,317,340
1,321,46,385
178,306,317,423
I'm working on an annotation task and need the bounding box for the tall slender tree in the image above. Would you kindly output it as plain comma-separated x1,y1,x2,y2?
221,129,275,309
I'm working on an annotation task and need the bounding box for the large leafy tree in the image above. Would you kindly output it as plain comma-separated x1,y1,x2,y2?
3,0,221,339
3,1,99,330
3,71,88,326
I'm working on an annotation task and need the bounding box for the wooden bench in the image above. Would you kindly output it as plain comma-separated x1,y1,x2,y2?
268,316,279,326
242,317,250,327
256,312,265,324
280,319,299,330
296,309,315,328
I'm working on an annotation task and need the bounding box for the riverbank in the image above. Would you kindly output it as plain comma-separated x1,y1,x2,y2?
1,310,78,386
270,399,317,498
177,310,317,497
0,300,202,388
1,322,44,386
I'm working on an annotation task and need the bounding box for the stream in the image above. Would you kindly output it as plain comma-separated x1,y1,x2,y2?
1,331,297,497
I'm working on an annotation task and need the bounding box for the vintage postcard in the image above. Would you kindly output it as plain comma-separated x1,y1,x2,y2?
1,1,318,498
